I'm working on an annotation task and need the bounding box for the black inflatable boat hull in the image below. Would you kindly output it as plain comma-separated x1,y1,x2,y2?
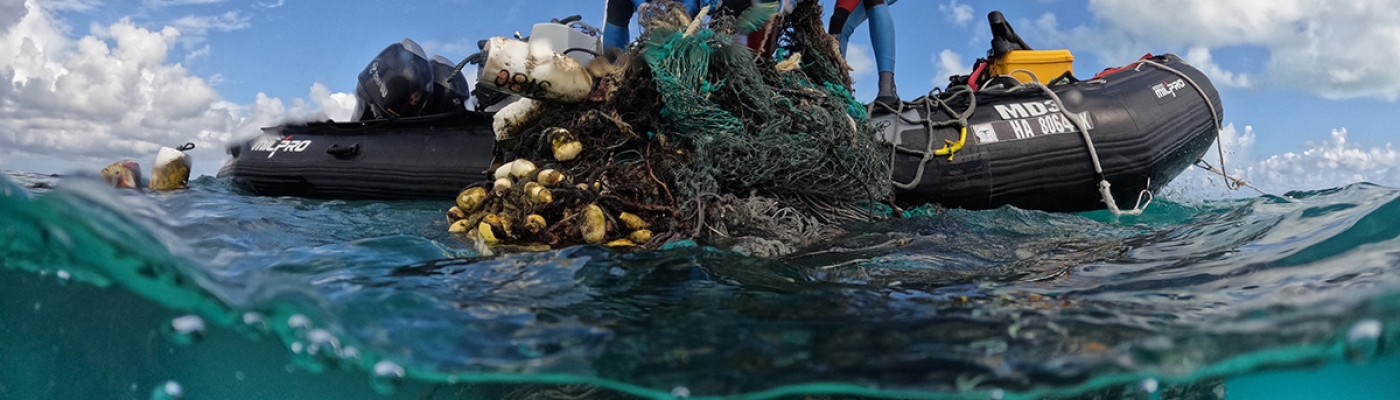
220,55,1219,212
876,53,1221,212
218,111,495,199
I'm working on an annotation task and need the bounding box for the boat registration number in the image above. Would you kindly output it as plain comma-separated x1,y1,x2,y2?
973,111,1094,144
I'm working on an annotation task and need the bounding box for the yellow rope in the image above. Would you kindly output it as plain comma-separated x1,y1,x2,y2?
934,126,967,161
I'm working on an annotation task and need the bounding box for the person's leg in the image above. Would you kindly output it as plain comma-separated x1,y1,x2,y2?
828,0,862,55
829,0,896,56
604,0,648,51
864,0,898,103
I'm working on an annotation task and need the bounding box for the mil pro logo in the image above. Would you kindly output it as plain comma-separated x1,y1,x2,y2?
1153,79,1187,99
249,135,312,158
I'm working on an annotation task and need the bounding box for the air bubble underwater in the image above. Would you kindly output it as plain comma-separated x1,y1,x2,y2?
289,328,346,373
670,386,690,398
287,313,312,333
281,315,328,373
163,315,205,346
149,380,184,400
240,311,271,337
1344,319,1384,365
1139,378,1161,400
276,312,362,373
370,360,406,395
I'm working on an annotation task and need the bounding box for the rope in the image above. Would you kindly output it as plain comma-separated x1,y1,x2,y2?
877,85,977,190
883,60,1219,215
1014,70,1149,216
1007,55,1259,215
1194,160,1267,195
1125,58,1255,193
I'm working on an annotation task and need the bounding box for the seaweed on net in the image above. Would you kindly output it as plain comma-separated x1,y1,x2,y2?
454,0,892,253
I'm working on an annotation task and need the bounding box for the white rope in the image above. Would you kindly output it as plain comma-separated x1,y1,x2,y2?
1126,59,1263,194
1194,160,1267,195
879,55,1256,215
1015,70,1153,216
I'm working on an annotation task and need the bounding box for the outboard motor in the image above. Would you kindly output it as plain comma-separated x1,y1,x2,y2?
987,11,1032,58
353,38,435,121
421,55,471,115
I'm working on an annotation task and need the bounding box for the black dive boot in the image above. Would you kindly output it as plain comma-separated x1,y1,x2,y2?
875,71,901,107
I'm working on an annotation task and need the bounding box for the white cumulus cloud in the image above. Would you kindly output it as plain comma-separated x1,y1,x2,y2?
1248,128,1400,191
1166,124,1400,199
1182,46,1251,88
0,0,27,34
844,43,877,98
309,82,356,123
0,0,352,178
938,1,974,27
845,43,875,78
1070,0,1400,100
931,49,970,88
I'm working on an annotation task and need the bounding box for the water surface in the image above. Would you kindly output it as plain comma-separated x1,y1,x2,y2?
3,172,1398,399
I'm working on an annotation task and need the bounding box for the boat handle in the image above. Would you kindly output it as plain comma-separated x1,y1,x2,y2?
327,143,360,158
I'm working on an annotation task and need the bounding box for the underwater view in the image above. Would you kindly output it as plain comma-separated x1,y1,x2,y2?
6,0,1400,398
3,170,1399,399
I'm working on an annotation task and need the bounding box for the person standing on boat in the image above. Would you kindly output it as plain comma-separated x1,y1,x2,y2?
829,0,899,105
605,0,714,51
602,0,787,52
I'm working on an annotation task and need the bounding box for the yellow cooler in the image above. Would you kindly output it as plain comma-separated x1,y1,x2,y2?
990,49,1075,84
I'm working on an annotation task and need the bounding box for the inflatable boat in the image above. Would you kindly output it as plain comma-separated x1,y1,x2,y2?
218,111,496,199
875,53,1220,212
873,11,1220,212
220,13,1221,212
219,38,497,200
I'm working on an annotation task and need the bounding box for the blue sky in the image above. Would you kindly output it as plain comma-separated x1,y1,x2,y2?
3,0,1399,196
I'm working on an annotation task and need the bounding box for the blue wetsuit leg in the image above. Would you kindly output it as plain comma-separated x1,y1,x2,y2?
866,1,895,73
834,4,864,55
604,0,649,50
833,0,897,61
605,0,721,49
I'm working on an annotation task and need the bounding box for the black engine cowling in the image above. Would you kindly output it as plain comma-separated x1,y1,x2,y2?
421,55,471,115
353,38,435,121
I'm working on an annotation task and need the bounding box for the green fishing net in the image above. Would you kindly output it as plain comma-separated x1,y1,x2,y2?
487,0,891,253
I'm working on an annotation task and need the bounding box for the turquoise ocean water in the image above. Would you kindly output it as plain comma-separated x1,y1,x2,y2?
2,171,1398,399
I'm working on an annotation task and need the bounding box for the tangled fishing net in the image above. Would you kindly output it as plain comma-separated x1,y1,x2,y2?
448,1,892,255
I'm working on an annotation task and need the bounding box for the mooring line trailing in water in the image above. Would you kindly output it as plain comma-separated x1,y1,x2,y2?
1194,160,1267,195
875,55,1241,215
1014,69,1152,216
1126,58,1262,195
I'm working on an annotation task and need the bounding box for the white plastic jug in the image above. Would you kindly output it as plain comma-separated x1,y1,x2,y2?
480,36,594,103
528,22,600,65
